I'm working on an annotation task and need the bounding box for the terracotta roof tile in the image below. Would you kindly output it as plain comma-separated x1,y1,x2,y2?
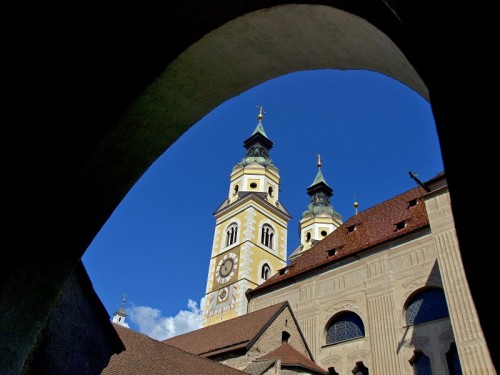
163,301,288,356
250,185,430,295
258,342,328,374
103,323,247,375
244,359,276,375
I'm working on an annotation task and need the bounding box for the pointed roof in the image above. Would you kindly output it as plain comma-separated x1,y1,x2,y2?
309,155,329,188
163,301,289,357
103,323,247,375
113,295,127,318
249,173,445,297
302,155,341,221
252,105,268,137
257,342,328,374
237,106,275,168
309,166,328,187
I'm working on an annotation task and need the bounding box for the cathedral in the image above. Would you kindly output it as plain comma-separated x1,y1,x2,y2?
105,110,495,374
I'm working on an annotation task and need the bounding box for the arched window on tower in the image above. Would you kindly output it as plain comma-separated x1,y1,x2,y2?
225,223,238,247
305,232,311,242
261,263,271,280
261,224,274,249
326,311,365,345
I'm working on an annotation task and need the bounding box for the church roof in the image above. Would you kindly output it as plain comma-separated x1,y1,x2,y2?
163,301,289,357
244,359,277,375
103,323,247,375
257,342,328,374
249,177,440,296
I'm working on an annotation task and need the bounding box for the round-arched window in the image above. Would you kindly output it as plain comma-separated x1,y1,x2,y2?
405,288,449,325
326,312,365,345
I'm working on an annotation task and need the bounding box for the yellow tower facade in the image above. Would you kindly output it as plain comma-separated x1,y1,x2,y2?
202,108,291,327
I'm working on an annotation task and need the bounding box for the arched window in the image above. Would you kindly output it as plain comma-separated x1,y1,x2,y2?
446,343,463,375
225,223,238,247
268,186,274,197
410,351,431,375
352,362,369,375
405,288,449,325
261,224,274,249
281,331,290,342
261,263,271,280
326,312,365,345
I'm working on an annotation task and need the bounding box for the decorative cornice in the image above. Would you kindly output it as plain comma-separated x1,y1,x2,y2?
324,300,360,319
347,350,370,361
320,355,341,366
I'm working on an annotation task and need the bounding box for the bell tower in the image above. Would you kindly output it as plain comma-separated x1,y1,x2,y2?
289,155,342,262
202,107,291,327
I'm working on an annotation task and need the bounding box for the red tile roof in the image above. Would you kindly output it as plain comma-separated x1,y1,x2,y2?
163,301,289,356
258,342,328,374
103,323,247,375
249,184,431,295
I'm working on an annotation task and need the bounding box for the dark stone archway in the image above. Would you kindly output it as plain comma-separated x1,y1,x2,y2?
3,1,493,373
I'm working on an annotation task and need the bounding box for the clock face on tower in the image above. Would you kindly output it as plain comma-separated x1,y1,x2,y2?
220,258,234,277
216,252,238,284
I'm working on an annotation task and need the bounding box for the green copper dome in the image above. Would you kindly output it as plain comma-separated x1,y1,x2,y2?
302,191,342,220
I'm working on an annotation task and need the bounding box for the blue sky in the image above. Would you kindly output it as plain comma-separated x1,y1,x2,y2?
82,69,444,340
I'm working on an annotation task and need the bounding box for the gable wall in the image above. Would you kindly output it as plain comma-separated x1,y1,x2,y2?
217,307,310,371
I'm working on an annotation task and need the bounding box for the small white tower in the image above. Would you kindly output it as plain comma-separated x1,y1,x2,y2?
112,295,128,326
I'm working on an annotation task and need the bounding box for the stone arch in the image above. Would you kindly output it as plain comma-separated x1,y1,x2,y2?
4,1,494,373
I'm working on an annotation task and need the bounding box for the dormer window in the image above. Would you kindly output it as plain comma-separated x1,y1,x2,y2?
395,220,407,231
279,266,291,275
327,246,342,257
347,224,359,233
407,198,418,208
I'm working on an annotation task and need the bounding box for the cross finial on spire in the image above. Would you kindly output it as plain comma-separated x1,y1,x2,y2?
256,105,265,121
317,154,322,168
